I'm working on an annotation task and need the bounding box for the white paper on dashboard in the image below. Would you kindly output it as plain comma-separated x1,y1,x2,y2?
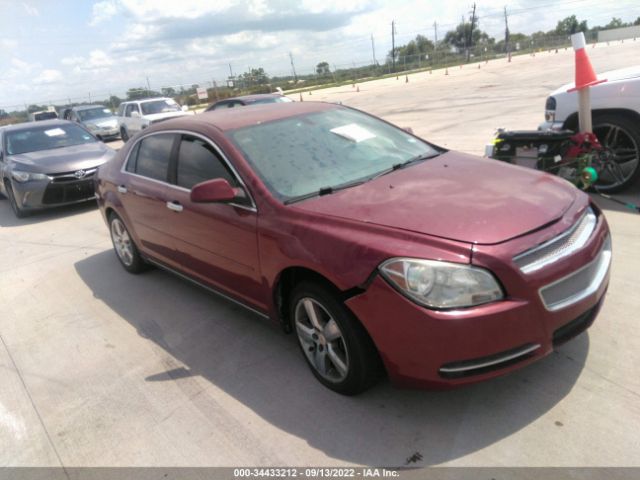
330,123,376,143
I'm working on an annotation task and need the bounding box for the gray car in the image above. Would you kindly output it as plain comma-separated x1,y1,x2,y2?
0,120,115,218
69,105,120,141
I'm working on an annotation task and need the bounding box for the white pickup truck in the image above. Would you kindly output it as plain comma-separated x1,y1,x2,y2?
539,66,640,191
117,97,192,141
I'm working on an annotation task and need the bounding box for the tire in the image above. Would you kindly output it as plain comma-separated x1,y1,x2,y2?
120,127,129,142
592,114,640,192
108,212,146,273
4,180,27,218
290,281,381,395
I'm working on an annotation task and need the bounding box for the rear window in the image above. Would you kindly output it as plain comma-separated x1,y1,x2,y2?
34,111,58,121
128,134,176,182
140,100,181,115
6,124,96,155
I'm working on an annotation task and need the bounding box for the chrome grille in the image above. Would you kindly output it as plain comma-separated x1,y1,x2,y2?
514,207,597,274
539,235,611,311
50,168,97,183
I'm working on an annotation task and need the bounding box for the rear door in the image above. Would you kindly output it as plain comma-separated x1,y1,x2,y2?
120,133,179,266
162,133,264,310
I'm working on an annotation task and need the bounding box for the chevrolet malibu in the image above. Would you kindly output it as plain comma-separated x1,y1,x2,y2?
1,120,115,218
95,102,611,395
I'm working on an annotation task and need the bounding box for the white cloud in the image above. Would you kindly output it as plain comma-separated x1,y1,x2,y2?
22,2,38,16
33,69,63,85
61,55,84,66
120,0,235,20
89,0,121,26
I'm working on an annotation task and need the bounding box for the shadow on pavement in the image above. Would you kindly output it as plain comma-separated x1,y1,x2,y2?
75,250,590,467
0,198,98,228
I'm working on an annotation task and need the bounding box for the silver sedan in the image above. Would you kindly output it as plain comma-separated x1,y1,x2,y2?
0,120,115,218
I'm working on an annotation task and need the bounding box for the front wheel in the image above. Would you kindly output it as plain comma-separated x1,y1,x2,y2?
290,281,381,395
120,127,129,142
4,180,27,218
109,212,146,273
593,114,640,192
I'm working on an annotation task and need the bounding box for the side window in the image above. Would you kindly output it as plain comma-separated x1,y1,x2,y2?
125,141,141,173
130,134,175,182
176,135,236,190
212,101,228,111
125,104,139,117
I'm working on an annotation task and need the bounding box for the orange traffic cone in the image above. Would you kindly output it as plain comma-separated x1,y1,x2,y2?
568,32,606,92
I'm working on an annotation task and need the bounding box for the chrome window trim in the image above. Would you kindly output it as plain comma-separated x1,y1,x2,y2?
120,129,257,212
514,207,596,274
538,234,612,312
439,343,541,373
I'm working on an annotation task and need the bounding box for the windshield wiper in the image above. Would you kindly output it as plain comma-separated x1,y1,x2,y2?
369,152,440,181
284,179,366,205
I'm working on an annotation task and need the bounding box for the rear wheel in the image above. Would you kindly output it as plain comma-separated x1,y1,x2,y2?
108,212,146,273
593,114,640,192
290,281,381,395
4,180,27,218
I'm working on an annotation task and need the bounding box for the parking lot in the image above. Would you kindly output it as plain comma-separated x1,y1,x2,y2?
1,41,639,468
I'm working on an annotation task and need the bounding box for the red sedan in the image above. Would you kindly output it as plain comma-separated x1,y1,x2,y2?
95,102,611,395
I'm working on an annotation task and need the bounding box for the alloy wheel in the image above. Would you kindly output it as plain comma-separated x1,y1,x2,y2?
110,217,134,266
594,122,640,190
294,297,350,383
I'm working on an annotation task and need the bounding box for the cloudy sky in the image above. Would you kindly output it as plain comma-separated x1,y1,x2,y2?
0,0,638,110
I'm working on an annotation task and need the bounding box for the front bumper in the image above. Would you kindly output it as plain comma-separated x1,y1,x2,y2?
345,206,610,389
10,174,97,211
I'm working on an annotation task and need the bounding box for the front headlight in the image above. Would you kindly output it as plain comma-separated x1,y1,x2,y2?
11,170,50,183
379,258,504,309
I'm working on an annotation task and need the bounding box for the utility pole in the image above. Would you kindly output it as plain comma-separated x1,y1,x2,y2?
146,76,151,96
504,6,511,58
433,21,438,65
371,34,377,65
391,20,396,72
468,2,477,62
212,79,219,100
289,52,298,83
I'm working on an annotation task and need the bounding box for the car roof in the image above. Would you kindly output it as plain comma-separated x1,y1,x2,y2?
221,94,285,103
123,97,172,104
155,101,339,132
73,104,108,111
1,119,72,132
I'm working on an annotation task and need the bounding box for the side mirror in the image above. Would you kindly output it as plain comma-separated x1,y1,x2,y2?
131,111,140,118
181,105,189,112
191,178,242,203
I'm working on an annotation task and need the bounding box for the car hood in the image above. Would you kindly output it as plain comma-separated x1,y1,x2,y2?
145,111,192,122
9,142,115,174
85,117,118,129
293,152,577,245
551,65,640,95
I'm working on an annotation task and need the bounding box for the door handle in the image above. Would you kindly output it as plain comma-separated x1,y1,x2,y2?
166,201,183,213
117,185,127,194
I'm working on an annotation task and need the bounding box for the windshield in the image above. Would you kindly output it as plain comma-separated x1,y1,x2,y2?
77,107,113,121
5,124,96,155
229,108,439,202
141,100,182,115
